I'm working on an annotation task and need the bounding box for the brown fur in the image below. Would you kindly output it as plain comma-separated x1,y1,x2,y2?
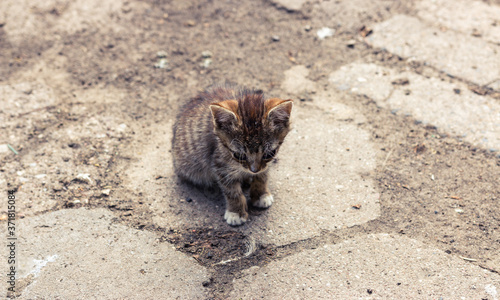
172,83,293,225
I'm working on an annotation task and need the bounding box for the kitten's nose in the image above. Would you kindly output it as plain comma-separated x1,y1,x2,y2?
250,164,259,173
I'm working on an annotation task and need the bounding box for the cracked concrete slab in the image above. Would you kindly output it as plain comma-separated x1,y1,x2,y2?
11,208,209,299
367,15,500,86
230,234,500,299
417,0,500,45
329,62,500,151
313,0,396,31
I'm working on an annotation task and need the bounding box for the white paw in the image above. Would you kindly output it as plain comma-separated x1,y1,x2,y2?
254,194,274,208
224,211,247,226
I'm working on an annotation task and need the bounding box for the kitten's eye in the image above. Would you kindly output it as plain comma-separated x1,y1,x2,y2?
233,152,247,161
262,148,277,160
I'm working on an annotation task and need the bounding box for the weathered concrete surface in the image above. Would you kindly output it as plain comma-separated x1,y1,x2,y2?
368,15,500,86
312,0,396,31
280,65,316,96
417,0,500,45
329,62,500,151
14,208,209,299
0,0,135,43
231,234,500,299
0,81,134,217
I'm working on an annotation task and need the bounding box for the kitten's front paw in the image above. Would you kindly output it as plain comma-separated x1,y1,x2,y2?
224,210,248,226
253,193,274,208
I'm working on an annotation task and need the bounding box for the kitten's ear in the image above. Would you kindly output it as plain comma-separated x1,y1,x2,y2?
265,98,293,128
209,100,239,131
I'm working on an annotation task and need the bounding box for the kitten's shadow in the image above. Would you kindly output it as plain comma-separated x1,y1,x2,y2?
175,178,267,217
175,177,223,206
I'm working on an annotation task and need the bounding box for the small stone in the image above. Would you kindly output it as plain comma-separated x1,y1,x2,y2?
101,189,111,196
317,27,335,40
35,174,47,179
185,20,196,27
346,39,356,48
76,174,92,184
0,144,8,153
304,25,312,31
156,51,168,58
271,35,280,42
201,50,213,58
352,204,362,209
202,280,211,287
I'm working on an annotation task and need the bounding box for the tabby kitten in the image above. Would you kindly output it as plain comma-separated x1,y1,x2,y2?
172,84,293,226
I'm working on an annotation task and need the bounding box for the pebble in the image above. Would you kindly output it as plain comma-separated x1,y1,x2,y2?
156,51,168,58
346,39,356,48
271,35,280,42
201,50,213,58
0,144,8,153
101,189,111,196
117,123,127,132
317,27,335,40
76,174,92,184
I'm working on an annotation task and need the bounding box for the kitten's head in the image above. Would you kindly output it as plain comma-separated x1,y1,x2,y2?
210,93,293,174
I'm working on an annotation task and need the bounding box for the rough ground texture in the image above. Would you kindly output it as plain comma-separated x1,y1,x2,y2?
1,0,499,299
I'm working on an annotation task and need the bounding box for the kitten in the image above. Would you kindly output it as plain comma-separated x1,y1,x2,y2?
172,84,293,226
